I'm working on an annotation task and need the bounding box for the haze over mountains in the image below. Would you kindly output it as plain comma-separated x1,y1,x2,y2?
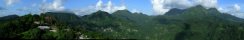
0,5,244,40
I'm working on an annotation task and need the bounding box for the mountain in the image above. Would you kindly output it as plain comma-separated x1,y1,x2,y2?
0,5,244,40
112,10,153,25
164,8,185,16
42,12,81,25
0,15,19,22
81,10,139,39
112,10,167,39
155,5,244,40
82,10,112,19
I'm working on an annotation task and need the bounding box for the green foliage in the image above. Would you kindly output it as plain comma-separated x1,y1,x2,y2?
21,28,42,39
0,5,244,40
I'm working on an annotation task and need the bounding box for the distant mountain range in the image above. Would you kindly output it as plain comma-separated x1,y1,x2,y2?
0,5,244,40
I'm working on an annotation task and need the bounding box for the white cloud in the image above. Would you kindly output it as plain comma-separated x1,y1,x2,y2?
40,0,65,12
96,0,103,10
217,4,244,18
114,0,127,10
193,0,218,8
151,0,218,15
218,4,241,13
50,0,65,11
73,0,127,16
4,0,19,6
73,6,97,16
151,0,194,15
233,13,244,18
105,0,113,13
151,0,169,15
164,0,193,9
230,4,242,18
95,0,127,13
114,5,126,11
131,9,141,13
233,4,241,12
217,7,227,13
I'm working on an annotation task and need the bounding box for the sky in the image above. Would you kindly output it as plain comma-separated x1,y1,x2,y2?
0,0,244,18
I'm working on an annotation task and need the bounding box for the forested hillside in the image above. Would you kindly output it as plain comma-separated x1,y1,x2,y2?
0,5,244,40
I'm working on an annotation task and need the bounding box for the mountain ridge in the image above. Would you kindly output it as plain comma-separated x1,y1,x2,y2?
0,5,244,40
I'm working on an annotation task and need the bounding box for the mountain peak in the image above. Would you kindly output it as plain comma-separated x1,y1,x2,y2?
113,9,132,14
195,5,204,8
44,11,76,16
93,10,110,16
112,10,134,17
164,8,185,15
83,10,112,19
0,15,19,21
208,8,220,13
164,5,206,16
189,5,206,10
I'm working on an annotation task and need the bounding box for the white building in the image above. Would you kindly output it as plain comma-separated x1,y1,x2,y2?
38,26,50,30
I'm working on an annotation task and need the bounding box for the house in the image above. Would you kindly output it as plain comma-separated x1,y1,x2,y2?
38,26,50,30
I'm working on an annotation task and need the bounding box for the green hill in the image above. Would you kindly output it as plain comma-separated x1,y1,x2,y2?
0,5,244,40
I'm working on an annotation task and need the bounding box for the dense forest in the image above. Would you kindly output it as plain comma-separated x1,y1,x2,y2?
0,5,244,40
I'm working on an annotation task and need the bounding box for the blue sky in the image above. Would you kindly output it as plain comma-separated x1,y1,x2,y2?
0,0,243,17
